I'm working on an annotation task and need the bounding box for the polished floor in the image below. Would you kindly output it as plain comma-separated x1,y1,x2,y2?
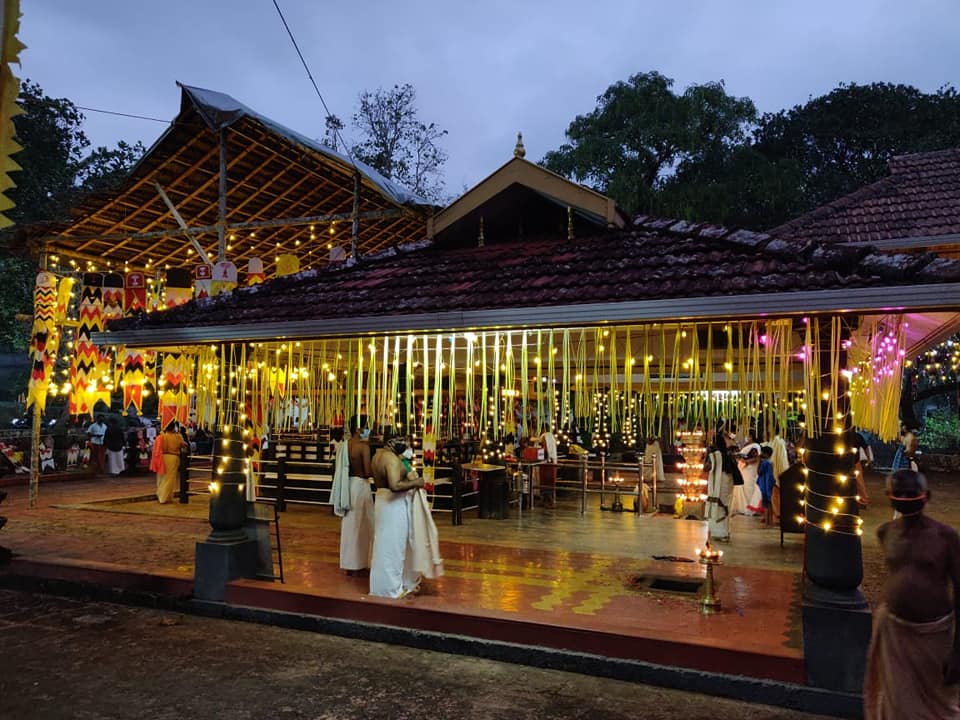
2,475,808,681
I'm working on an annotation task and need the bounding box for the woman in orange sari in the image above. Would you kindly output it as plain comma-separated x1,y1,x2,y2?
154,422,186,504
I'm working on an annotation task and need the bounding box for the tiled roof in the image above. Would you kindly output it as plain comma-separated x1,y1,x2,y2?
109,217,960,333
770,148,960,245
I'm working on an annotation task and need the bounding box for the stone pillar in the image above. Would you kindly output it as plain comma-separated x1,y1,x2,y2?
802,321,871,693
194,423,257,601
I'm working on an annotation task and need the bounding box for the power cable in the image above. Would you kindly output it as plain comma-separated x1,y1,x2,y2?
75,106,168,123
271,0,355,165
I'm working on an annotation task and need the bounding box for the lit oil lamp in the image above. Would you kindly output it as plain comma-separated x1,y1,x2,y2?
610,473,624,512
695,537,723,614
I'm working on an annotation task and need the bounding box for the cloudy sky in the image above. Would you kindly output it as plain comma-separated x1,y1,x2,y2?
20,0,960,194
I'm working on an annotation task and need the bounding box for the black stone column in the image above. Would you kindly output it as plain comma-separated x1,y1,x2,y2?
802,320,872,693
194,423,257,600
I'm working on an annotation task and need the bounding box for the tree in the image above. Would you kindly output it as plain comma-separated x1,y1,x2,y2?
0,81,143,349
322,113,344,153
667,82,960,229
351,83,448,203
753,82,960,214
541,72,756,214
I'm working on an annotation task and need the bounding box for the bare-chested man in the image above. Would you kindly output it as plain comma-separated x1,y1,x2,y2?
864,469,960,719
369,436,424,598
331,419,374,574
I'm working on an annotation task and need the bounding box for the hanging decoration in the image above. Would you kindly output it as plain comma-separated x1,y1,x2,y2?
194,263,212,299
69,272,103,416
123,271,146,316
159,353,192,428
101,272,124,322
246,258,265,286
848,316,907,442
164,267,192,307
26,271,58,410
211,260,237,296
276,254,299,277
121,348,145,414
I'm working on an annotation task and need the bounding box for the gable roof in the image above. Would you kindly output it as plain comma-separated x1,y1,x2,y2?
770,148,960,254
29,83,432,271
102,216,960,347
428,155,626,246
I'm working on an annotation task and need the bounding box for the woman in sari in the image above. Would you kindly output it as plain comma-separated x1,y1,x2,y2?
154,421,187,504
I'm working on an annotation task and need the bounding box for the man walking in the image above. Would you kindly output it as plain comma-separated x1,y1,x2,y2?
864,469,960,718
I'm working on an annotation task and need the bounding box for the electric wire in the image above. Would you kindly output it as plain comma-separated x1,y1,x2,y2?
75,106,168,123
271,0,355,166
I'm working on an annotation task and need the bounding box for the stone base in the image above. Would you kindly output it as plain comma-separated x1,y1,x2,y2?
194,538,258,601
802,594,872,693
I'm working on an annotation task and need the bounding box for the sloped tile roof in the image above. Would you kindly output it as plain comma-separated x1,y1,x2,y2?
109,217,960,333
770,148,960,245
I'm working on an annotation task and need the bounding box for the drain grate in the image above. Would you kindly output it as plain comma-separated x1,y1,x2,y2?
627,574,703,594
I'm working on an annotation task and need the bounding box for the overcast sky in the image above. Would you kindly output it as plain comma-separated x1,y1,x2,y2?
20,0,960,195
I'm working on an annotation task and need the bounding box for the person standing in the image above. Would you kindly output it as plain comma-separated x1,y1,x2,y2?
331,419,375,575
704,433,736,542
369,437,425,598
103,417,126,477
864,469,960,718
756,445,775,528
155,421,186,503
738,431,763,516
87,415,107,475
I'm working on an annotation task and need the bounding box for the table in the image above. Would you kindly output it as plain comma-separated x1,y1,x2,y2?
461,462,507,520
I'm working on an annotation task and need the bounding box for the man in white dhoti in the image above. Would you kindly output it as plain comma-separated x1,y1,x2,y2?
704,433,736,542
331,419,375,575
865,469,960,719
369,437,425,598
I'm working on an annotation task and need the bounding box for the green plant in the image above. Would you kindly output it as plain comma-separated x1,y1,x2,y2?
922,408,960,452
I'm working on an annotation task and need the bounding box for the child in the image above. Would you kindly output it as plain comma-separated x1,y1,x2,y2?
757,445,775,527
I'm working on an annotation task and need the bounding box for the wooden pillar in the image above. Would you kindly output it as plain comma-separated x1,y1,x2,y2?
351,171,360,262
217,128,228,262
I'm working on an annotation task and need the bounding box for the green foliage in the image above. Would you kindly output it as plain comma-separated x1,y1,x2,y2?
0,81,143,350
753,82,960,219
541,72,756,214
543,75,960,229
75,140,145,196
350,83,448,203
921,407,960,452
9,80,89,226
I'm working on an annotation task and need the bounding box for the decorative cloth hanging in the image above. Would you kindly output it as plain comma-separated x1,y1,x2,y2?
159,353,191,428
101,273,123,322
69,272,103,415
26,271,57,410
246,258,265,285
123,272,146,316
194,263,212,299
210,260,237,296
276,254,299,277
164,267,192,307
121,348,145,414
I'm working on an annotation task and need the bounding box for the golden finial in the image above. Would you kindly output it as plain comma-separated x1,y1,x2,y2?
567,206,574,240
514,132,526,159
478,216,485,247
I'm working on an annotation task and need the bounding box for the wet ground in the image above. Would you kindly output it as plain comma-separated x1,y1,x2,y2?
0,588,831,720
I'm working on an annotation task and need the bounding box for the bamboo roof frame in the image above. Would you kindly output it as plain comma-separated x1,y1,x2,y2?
32,84,434,273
